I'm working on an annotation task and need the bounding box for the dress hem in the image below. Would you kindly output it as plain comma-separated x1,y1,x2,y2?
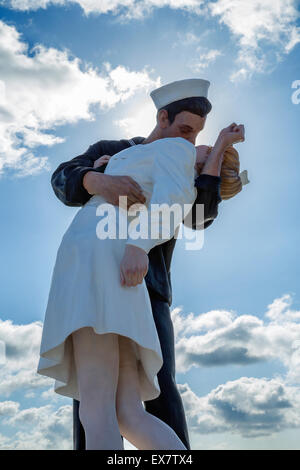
37,324,163,403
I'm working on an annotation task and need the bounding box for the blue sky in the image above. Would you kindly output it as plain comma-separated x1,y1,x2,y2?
0,0,300,450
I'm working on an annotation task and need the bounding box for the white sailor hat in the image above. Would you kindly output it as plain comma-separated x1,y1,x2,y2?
150,78,210,110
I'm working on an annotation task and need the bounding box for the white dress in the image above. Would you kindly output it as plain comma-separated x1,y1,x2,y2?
37,137,197,402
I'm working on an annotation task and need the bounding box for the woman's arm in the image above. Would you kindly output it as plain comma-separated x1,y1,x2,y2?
183,174,222,230
183,123,245,230
182,143,223,230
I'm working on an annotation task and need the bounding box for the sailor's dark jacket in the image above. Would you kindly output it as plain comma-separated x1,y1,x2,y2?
51,136,222,306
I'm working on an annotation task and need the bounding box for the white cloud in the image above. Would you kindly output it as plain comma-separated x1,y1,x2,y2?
0,402,73,449
1,0,205,17
2,0,299,77
0,317,76,449
190,48,223,72
265,294,300,323
1,0,299,82
0,20,160,176
0,318,53,396
175,31,202,46
209,0,299,49
114,100,157,138
0,400,20,416
172,294,300,382
0,395,137,450
179,377,300,437
0,316,137,449
209,0,300,81
1,293,300,448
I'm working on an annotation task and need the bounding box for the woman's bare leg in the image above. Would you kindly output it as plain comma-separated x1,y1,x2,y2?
116,335,187,450
72,327,123,450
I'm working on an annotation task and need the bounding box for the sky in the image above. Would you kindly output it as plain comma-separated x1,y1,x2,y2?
0,0,299,450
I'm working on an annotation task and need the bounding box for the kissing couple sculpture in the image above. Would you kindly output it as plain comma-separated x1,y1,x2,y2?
37,78,249,450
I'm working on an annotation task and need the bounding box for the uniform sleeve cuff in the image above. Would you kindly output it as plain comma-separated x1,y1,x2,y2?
195,174,221,191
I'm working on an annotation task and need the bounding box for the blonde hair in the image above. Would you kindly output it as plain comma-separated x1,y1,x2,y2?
207,145,249,200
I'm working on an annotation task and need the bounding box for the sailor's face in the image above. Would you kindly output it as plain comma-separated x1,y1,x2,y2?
165,111,207,145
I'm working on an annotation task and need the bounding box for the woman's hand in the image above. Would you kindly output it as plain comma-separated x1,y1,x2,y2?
93,154,111,169
120,245,149,287
216,123,245,150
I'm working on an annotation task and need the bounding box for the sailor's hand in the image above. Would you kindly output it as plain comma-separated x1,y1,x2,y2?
120,245,149,287
83,172,146,208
